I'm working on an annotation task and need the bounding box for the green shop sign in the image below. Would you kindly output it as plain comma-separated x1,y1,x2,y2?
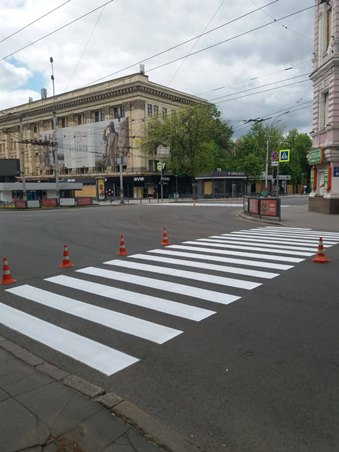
307,148,323,165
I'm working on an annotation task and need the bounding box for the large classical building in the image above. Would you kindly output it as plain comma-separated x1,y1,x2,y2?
0,70,206,200
309,0,339,213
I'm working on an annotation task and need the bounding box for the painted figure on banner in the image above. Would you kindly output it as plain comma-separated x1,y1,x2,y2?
102,121,119,167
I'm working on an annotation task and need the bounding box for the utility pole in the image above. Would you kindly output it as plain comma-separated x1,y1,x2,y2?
119,150,124,204
50,57,59,199
117,115,124,204
265,138,269,190
19,115,27,201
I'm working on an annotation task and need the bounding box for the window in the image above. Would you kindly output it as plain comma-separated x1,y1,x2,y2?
326,7,333,51
320,3,333,53
61,117,66,128
77,114,83,125
147,104,153,116
95,110,104,122
114,106,125,119
148,160,155,171
33,125,38,134
321,90,329,129
162,107,167,118
154,105,159,116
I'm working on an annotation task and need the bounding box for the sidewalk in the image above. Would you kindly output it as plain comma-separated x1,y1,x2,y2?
0,338,197,452
242,201,339,232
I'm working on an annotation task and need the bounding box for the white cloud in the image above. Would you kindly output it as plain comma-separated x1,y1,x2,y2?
0,0,314,137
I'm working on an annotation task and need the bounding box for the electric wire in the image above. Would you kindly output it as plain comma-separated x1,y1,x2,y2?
208,72,310,102
84,0,280,86
0,0,115,64
145,5,315,74
0,1,71,44
166,0,226,86
64,6,106,91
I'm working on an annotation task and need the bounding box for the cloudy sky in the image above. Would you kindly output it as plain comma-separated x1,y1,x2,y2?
0,0,315,138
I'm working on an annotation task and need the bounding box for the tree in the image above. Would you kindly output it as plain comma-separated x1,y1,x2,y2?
279,129,312,189
233,121,284,180
142,103,233,178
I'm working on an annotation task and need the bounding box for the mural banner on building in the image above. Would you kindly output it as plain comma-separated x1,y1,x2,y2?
39,118,130,172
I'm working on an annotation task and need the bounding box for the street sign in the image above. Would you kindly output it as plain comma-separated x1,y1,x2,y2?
157,161,163,171
271,161,279,166
279,149,290,163
271,151,279,161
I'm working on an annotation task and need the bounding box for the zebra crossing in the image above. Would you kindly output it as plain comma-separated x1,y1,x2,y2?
1,226,339,376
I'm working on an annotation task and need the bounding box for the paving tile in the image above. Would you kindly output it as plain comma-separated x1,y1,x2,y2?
102,428,162,452
0,369,53,397
76,407,130,451
0,398,50,450
0,387,9,402
16,381,102,438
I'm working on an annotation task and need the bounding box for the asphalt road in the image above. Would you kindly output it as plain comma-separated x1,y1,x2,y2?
0,200,338,451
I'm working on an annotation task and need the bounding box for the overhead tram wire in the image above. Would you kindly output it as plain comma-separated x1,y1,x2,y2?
214,79,310,105
82,0,280,86
0,1,71,44
167,0,226,86
208,72,310,102
0,0,116,63
231,101,313,133
145,5,315,74
195,61,312,97
249,0,313,41
64,5,106,91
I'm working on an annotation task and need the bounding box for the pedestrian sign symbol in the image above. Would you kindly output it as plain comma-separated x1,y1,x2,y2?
279,149,290,163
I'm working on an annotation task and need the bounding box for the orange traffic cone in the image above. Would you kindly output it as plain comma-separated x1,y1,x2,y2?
1,257,16,285
117,235,128,256
313,237,329,263
161,227,170,246
60,245,74,268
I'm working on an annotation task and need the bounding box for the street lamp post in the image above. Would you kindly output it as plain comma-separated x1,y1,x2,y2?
119,150,124,204
19,115,27,201
265,138,269,190
50,57,59,199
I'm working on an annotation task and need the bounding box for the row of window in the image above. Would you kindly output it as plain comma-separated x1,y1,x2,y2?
27,106,126,133
147,104,167,118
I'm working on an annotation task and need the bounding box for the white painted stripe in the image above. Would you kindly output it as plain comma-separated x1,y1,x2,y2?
104,259,261,290
167,245,304,263
128,253,279,279
238,229,339,239
6,285,182,344
205,237,318,252
74,268,240,306
183,240,312,257
261,227,311,230
45,275,215,321
147,249,293,270
217,235,321,248
261,227,339,237
0,302,138,376
232,230,339,242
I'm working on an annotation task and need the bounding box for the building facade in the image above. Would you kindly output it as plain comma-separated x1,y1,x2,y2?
0,71,206,199
309,0,339,213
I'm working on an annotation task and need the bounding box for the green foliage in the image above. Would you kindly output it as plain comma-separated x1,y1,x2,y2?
233,122,311,185
142,103,233,177
232,122,284,180
279,129,312,185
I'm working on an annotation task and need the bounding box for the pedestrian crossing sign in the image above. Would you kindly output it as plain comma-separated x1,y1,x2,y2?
279,149,290,163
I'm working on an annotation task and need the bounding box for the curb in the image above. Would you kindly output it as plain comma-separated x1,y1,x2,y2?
238,210,283,225
0,337,201,452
